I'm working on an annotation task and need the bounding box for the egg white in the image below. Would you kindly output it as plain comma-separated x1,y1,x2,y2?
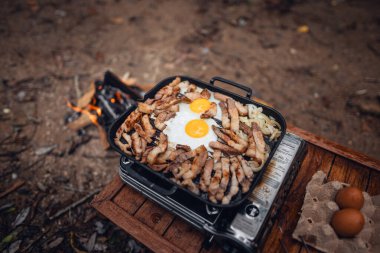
163,90,222,151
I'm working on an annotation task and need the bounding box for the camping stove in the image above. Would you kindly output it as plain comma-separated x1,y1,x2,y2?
118,133,307,253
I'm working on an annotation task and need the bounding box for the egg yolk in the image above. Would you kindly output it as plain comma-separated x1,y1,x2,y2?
189,98,211,113
185,119,209,138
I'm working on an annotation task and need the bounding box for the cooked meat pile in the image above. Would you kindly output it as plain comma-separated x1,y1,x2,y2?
114,77,281,204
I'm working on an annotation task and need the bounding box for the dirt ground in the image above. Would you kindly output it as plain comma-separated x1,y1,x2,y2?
0,0,379,252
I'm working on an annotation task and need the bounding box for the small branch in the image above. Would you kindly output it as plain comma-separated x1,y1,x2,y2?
48,189,100,220
74,75,82,99
0,179,25,199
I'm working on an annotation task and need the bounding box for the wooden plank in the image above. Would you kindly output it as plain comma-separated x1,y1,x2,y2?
163,217,205,253
94,200,183,253
366,170,380,195
134,200,175,235
199,242,224,253
328,156,370,190
112,186,146,215
262,144,335,253
288,124,380,171
91,176,124,206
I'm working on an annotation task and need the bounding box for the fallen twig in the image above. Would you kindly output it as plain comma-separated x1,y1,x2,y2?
74,75,82,99
48,189,100,220
0,179,25,199
0,147,29,157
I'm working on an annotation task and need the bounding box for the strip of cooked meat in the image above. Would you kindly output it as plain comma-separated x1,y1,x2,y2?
168,104,179,112
182,149,208,180
208,161,222,195
182,179,200,195
252,122,265,165
209,194,218,204
227,98,239,132
222,161,239,204
155,97,181,110
168,77,181,87
248,160,261,172
155,85,173,100
199,159,214,192
176,144,191,152
121,110,142,133
141,138,147,154
212,126,246,153
184,92,202,101
209,141,240,155
114,138,132,156
147,133,168,164
219,102,230,129
122,133,133,147
213,150,222,161
215,158,230,201
141,114,156,138
240,178,251,193
131,132,142,160
169,149,186,161
174,145,207,164
138,102,155,114
156,147,175,164
154,112,168,131
239,122,252,137
245,134,256,159
116,127,124,139
200,102,217,119
187,84,197,92
220,128,248,148
150,163,169,172
145,98,155,105
141,146,153,163
134,123,153,143
172,160,192,179
235,102,248,116
200,89,211,99
231,157,245,183
237,155,253,179
214,92,229,102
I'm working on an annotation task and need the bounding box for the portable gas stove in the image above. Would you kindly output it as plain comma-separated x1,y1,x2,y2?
118,132,307,253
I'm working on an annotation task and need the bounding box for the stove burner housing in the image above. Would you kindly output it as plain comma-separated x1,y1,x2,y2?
119,133,307,252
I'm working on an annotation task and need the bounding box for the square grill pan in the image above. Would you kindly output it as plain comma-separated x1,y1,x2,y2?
108,75,287,208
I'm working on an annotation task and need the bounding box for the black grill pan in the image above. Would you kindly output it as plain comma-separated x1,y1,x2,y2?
108,75,286,208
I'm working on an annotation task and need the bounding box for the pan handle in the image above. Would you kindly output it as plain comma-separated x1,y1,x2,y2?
209,76,252,98
121,159,178,196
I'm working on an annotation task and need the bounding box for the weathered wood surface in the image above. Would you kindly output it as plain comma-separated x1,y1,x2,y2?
92,132,380,253
288,124,380,171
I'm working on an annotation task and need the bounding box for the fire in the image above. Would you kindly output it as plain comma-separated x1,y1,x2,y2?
66,100,99,125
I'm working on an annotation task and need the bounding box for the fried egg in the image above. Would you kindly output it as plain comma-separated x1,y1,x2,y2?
163,90,222,151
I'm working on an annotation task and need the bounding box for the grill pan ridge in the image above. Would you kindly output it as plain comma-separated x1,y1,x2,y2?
108,75,287,208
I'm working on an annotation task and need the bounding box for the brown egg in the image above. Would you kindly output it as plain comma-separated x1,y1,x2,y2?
331,208,365,237
335,186,364,210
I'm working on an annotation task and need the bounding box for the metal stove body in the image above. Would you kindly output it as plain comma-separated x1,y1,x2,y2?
119,133,307,253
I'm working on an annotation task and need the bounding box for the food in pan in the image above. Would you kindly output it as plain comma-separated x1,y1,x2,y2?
114,77,282,204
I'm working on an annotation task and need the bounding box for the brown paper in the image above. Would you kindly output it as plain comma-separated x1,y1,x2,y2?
292,171,379,253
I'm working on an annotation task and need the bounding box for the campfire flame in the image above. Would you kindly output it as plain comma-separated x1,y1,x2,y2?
66,101,100,125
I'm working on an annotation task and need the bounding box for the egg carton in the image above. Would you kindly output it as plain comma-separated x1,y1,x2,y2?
292,171,380,253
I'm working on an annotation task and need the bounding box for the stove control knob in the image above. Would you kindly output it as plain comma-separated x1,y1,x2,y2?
245,204,259,218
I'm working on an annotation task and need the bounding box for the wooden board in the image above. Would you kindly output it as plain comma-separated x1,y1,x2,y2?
92,129,380,253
